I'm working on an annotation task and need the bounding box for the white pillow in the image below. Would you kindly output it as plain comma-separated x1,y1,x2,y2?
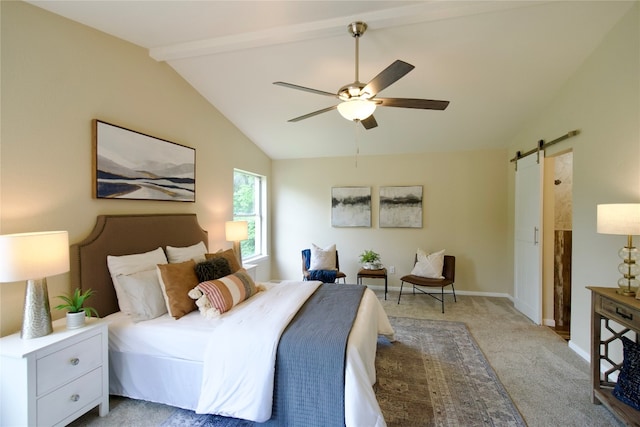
166,241,207,263
309,243,337,271
411,248,445,279
107,247,168,315
118,269,168,322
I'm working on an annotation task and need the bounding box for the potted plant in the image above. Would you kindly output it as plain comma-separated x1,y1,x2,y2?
359,249,382,270
55,288,99,329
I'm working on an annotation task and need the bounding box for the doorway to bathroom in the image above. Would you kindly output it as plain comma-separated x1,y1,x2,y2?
543,151,573,340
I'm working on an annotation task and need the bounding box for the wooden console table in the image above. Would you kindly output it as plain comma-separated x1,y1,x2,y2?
588,286,640,426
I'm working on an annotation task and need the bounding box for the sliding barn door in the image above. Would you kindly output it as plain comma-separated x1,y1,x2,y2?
514,152,544,324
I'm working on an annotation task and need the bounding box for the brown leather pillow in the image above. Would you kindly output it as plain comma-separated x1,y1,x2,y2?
157,260,199,319
205,248,242,273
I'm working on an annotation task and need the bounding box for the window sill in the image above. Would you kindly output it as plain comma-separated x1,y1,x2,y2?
243,254,269,264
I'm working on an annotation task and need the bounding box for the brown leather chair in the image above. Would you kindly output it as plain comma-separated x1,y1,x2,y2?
301,249,346,283
398,254,456,313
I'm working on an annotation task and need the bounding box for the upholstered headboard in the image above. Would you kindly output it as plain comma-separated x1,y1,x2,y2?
70,214,208,317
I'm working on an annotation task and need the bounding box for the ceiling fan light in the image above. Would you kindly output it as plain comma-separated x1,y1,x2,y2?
337,99,376,121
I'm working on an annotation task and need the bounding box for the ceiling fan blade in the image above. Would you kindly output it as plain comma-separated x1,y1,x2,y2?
375,97,450,110
362,60,415,97
273,82,337,98
360,115,378,130
288,105,338,122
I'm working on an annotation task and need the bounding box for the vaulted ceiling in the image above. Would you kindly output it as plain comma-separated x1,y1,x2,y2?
28,1,635,159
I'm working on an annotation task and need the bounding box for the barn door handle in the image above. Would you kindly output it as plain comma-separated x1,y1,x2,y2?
534,227,539,245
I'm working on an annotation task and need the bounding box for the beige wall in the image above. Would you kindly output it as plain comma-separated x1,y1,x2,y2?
272,149,510,295
506,3,639,359
0,1,271,336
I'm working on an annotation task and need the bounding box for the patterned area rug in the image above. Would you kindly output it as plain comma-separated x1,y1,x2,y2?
161,317,525,427
376,317,525,427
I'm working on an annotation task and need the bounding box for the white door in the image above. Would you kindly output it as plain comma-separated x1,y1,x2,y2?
514,152,544,324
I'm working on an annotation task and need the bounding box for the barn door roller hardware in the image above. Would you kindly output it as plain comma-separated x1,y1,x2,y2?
511,130,580,171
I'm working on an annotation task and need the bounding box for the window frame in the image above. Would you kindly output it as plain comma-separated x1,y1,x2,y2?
233,168,267,262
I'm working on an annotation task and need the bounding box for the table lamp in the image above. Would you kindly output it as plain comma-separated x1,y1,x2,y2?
225,221,248,266
0,231,70,339
597,204,640,296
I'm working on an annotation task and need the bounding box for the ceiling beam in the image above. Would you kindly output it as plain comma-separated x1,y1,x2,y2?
149,1,545,62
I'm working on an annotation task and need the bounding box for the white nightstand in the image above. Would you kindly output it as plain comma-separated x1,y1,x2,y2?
0,317,109,427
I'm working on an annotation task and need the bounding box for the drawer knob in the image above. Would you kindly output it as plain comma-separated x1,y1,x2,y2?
70,357,80,366
70,394,80,402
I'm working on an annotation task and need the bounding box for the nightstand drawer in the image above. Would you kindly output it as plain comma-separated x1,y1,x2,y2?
37,367,103,426
600,296,640,330
37,333,102,396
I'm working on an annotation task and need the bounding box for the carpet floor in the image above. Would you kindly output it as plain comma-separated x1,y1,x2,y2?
159,316,524,426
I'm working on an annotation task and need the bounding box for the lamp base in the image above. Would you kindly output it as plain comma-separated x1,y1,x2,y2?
616,239,639,298
232,241,243,267
617,288,637,297
21,278,53,339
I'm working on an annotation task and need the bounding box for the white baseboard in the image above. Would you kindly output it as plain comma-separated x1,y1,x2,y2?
455,289,515,299
543,318,556,327
568,341,620,381
569,340,590,362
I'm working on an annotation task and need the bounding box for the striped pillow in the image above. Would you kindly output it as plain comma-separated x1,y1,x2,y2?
190,269,257,317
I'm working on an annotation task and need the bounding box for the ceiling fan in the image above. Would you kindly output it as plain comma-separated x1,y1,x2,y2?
274,21,450,130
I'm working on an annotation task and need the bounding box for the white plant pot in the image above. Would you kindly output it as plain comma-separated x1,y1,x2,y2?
363,262,381,270
66,311,86,329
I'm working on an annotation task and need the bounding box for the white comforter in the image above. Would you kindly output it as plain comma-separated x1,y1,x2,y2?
107,281,394,426
196,280,320,420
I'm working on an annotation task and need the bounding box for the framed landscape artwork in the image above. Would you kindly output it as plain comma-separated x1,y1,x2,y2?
331,186,371,227
93,120,195,202
379,185,423,228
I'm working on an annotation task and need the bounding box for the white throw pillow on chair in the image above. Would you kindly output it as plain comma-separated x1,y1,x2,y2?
411,248,445,279
309,243,337,271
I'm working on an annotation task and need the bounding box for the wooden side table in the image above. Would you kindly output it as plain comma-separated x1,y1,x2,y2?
357,268,388,300
587,286,640,426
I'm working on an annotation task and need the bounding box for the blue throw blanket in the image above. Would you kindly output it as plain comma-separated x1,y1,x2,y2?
302,248,338,283
307,269,337,283
261,284,366,427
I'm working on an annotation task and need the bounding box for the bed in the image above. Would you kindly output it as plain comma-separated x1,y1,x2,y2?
71,214,394,427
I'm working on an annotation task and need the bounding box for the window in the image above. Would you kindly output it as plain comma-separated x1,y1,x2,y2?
233,169,266,260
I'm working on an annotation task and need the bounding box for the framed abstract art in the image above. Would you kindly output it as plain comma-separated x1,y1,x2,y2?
331,186,371,227
93,120,195,202
379,185,423,228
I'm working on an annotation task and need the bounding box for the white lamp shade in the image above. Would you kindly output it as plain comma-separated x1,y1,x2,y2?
597,204,640,235
0,231,70,282
225,221,248,242
337,99,376,121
